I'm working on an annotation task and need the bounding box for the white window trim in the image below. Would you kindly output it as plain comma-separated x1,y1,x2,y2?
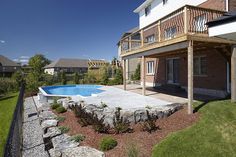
193,55,207,77
146,61,154,75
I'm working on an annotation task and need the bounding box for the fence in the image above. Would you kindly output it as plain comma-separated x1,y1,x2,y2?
4,83,25,157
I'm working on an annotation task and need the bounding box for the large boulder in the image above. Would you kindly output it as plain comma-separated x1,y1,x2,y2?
51,134,79,153
43,127,61,139
134,109,148,123
41,120,58,130
62,146,105,157
39,111,57,121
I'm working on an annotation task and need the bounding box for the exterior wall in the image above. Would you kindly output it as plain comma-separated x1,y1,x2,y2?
138,0,208,28
199,0,226,11
44,68,55,75
229,0,236,11
45,67,88,75
144,50,227,96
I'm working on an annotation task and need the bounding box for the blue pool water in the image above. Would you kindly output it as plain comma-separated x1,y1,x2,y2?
41,85,104,97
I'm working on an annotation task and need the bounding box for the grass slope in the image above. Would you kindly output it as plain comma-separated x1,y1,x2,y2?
0,93,18,156
152,100,236,157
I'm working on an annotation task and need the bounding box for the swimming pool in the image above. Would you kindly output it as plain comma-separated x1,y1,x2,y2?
40,85,104,97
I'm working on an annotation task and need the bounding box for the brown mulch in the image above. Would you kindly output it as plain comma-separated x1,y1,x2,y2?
55,107,199,157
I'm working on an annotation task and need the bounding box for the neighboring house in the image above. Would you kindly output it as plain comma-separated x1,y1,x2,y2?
118,27,141,80
119,0,236,113
44,58,108,75
0,55,21,77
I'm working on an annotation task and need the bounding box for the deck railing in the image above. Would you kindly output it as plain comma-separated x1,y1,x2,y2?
120,5,225,54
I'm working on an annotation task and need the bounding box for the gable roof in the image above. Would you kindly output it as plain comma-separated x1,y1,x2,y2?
0,55,20,67
44,58,88,69
207,11,236,27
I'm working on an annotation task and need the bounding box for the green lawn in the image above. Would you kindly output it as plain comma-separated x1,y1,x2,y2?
152,100,236,157
0,93,19,156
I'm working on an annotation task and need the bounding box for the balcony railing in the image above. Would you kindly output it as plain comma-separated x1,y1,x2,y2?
120,5,225,54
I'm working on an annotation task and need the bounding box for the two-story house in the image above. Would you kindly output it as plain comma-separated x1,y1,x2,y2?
119,0,236,114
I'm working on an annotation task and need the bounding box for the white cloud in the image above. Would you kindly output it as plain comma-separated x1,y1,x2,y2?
0,40,5,44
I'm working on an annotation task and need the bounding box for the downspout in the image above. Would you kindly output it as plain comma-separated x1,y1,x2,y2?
226,0,229,11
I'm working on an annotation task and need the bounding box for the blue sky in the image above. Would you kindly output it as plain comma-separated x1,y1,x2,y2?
0,0,144,62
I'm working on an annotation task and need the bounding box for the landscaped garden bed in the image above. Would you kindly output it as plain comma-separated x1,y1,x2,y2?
54,105,199,157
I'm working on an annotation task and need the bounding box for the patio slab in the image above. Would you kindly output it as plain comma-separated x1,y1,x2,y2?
72,86,173,110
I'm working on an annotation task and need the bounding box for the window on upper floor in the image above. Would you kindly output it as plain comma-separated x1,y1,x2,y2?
163,0,168,5
147,61,154,75
145,5,151,16
164,26,177,40
194,56,207,76
146,34,156,43
194,14,207,32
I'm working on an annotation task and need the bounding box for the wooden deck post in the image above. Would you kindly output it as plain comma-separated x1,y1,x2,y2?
158,21,161,42
188,40,193,114
184,6,188,34
140,29,144,47
129,36,132,51
142,56,146,96
231,46,236,102
123,59,127,91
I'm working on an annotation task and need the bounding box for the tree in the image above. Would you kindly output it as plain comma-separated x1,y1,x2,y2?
100,66,109,85
74,72,79,84
12,70,24,87
28,54,51,81
114,68,123,84
61,71,67,85
132,64,141,81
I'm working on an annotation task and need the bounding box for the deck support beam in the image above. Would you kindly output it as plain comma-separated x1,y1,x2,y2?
142,56,146,96
123,59,127,91
231,46,236,102
188,40,193,114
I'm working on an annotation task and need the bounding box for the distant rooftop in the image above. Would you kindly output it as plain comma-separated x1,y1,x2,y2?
0,55,21,67
44,58,108,69
44,58,88,68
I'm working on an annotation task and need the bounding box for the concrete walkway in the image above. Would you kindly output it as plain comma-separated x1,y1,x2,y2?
114,84,188,104
22,97,49,157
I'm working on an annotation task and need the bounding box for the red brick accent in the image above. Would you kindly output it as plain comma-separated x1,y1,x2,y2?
144,49,227,91
199,0,226,11
229,0,236,11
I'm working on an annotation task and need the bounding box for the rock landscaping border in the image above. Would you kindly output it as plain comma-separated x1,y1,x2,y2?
22,96,105,157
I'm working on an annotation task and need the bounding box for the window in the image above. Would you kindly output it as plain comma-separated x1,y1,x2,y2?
194,56,207,76
164,26,177,40
163,0,168,5
194,14,207,32
146,34,156,43
147,61,154,75
145,5,151,16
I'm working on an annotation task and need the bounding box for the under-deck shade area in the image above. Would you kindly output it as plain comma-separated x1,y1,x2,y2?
122,39,235,114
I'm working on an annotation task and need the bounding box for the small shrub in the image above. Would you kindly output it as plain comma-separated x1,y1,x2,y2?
99,137,118,151
126,142,140,157
145,105,152,110
56,116,66,122
113,108,131,134
51,103,61,110
101,102,108,108
141,111,158,133
56,106,67,113
58,126,70,133
92,114,110,133
70,134,86,142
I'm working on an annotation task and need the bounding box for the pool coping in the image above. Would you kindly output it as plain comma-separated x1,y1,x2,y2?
38,85,102,99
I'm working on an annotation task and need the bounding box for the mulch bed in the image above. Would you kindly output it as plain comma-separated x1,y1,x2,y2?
55,107,199,157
